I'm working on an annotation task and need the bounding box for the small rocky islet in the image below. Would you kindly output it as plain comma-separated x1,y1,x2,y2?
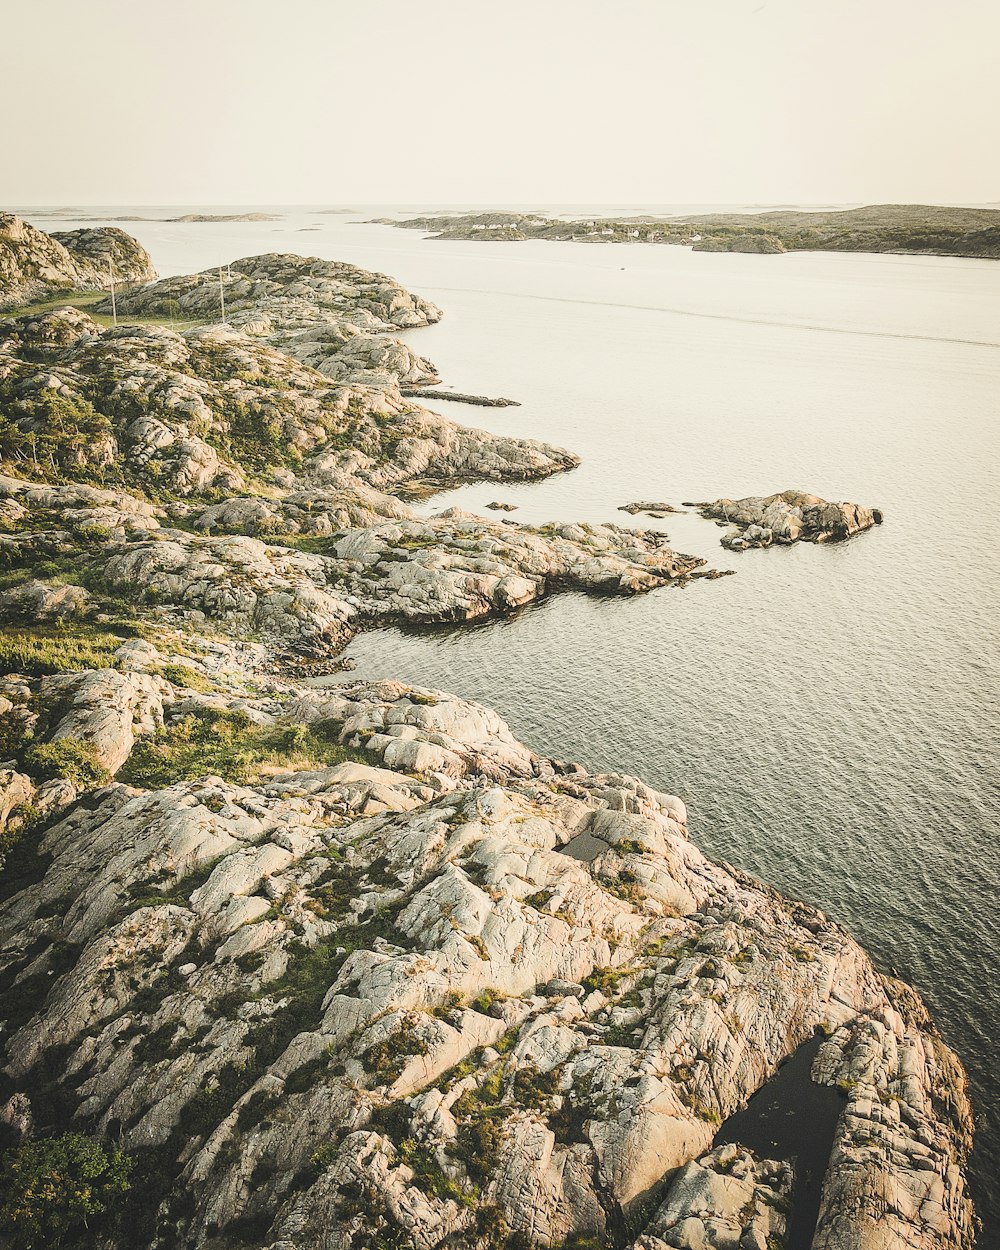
687,491,884,552
0,214,973,1250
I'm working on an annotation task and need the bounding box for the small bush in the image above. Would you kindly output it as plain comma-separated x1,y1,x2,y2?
450,1114,507,1186
157,663,216,692
0,1132,132,1249
471,987,506,1016
22,737,110,787
363,1017,429,1080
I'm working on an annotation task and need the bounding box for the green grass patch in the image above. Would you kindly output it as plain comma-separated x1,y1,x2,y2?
156,663,217,692
117,707,376,788
0,289,204,330
0,622,133,676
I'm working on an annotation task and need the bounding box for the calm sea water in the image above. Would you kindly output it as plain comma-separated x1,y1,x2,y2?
22,207,1000,1235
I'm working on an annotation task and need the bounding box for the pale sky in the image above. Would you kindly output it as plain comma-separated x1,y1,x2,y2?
4,0,998,207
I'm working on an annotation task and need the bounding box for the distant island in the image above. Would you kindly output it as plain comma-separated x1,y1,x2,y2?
14,211,283,224
372,203,1000,259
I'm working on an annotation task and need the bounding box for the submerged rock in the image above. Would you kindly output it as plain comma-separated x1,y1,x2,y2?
619,501,682,517
402,388,522,407
688,490,883,550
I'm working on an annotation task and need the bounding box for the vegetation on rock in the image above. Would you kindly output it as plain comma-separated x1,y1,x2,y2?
0,1132,132,1249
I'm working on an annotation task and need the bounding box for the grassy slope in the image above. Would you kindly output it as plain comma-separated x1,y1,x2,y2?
0,289,205,329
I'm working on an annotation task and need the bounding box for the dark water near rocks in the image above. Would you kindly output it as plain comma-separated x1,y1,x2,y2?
713,1035,844,1250
22,207,1000,1236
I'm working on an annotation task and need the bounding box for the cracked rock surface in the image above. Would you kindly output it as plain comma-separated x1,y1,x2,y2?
690,491,883,550
0,212,155,307
0,651,976,1250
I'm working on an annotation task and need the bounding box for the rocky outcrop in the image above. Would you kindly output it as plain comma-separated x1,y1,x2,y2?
637,1144,792,1250
691,234,786,254
0,244,976,1249
401,389,521,408
0,213,155,308
0,479,706,657
50,226,157,288
619,502,681,518
0,307,575,498
34,667,170,775
0,213,81,307
688,490,883,550
167,213,282,223
101,253,444,389
0,665,976,1250
0,578,89,621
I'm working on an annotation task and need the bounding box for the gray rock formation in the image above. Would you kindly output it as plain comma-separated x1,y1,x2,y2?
619,502,681,518
0,306,576,498
101,253,443,389
0,212,156,307
0,661,976,1250
0,477,707,659
638,1144,792,1250
50,226,158,289
688,490,883,550
401,389,521,408
0,578,90,621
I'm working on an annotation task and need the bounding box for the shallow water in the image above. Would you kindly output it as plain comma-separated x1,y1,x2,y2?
21,207,1000,1234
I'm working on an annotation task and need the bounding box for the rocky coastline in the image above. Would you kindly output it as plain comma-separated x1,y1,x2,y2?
0,216,976,1250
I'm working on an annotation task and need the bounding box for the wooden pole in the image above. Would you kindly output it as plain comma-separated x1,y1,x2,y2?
107,256,117,327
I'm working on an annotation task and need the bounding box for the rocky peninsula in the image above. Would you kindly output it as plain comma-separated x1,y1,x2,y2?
401,389,521,408
0,223,976,1250
688,491,883,551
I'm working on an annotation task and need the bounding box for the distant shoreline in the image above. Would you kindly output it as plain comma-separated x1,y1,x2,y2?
369,203,1000,260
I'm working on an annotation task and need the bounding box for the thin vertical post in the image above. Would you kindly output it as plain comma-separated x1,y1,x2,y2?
107,256,117,327
219,267,226,322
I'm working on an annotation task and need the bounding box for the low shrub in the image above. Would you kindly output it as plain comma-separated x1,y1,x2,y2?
22,737,110,788
0,1132,132,1249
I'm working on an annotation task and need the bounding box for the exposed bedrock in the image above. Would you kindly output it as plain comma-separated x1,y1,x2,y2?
0,243,973,1249
688,490,883,550
0,212,156,308
100,252,443,389
0,307,577,501
0,665,976,1250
